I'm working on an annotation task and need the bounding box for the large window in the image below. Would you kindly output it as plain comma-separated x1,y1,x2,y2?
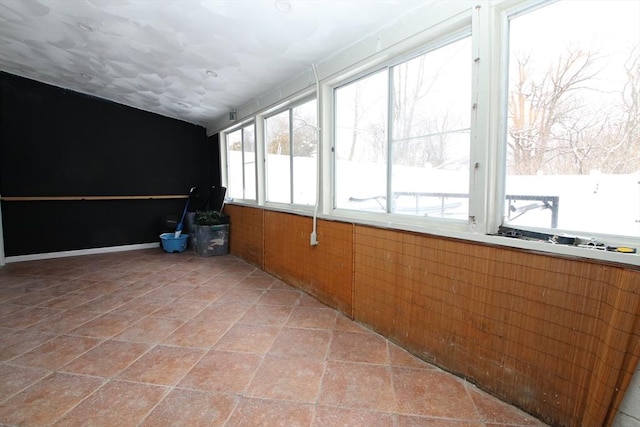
226,124,256,201
265,99,318,205
335,36,472,220
219,0,638,263
505,1,640,238
335,70,388,212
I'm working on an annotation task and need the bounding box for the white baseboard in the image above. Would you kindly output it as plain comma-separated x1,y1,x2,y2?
3,242,160,264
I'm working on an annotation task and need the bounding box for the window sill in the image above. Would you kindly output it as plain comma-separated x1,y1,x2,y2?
225,201,640,268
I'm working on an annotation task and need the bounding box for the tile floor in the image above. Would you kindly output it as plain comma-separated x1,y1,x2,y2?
0,248,547,426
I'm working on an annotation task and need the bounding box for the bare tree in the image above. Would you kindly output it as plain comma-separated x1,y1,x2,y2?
343,81,387,163
603,45,640,173
266,113,289,155
508,49,602,175
508,44,640,175
392,44,469,169
347,84,363,161
292,115,317,158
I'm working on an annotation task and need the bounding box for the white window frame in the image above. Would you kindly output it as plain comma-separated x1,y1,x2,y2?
263,95,318,209
218,0,639,266
330,29,475,234
494,0,640,250
221,120,258,204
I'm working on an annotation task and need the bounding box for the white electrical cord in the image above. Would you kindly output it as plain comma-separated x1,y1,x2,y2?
310,63,321,245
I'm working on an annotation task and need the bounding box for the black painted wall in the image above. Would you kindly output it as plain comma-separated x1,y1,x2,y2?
0,72,216,256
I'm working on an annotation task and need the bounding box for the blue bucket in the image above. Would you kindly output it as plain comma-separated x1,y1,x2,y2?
160,233,189,253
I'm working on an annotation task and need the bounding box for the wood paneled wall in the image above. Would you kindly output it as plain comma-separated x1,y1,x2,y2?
225,205,264,268
225,205,639,427
226,205,353,314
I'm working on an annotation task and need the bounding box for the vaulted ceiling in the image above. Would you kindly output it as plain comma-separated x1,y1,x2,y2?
0,0,427,129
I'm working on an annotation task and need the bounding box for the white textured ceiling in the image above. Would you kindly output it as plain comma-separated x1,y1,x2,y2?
0,0,426,129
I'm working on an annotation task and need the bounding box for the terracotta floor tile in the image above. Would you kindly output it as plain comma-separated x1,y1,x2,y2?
389,343,435,370
269,327,331,359
0,251,549,427
151,297,210,319
124,284,164,299
61,339,150,377
65,286,107,300
4,294,33,308
329,330,389,364
161,266,202,280
69,313,141,338
162,319,231,348
173,271,216,286
286,306,337,330
238,304,293,326
237,275,277,289
114,271,154,284
215,324,280,354
0,364,51,403
115,316,184,343
320,361,397,412
109,288,149,301
48,280,98,295
40,292,101,310
73,293,132,312
0,288,25,303
226,397,314,427
396,415,484,426
110,297,172,316
126,274,171,289
54,380,168,427
33,309,101,334
257,289,302,306
0,303,24,318
217,264,255,277
140,388,237,427
247,355,325,403
192,302,251,324
11,277,68,291
11,334,101,370
117,344,205,385
393,367,480,420
0,274,37,288
178,350,262,393
180,285,227,302
144,284,196,299
9,288,68,306
206,275,243,288
467,384,547,426
216,287,266,304
0,329,56,362
298,293,330,308
38,267,92,280
269,279,295,290
79,280,122,295
334,313,370,332
312,405,397,427
0,372,104,426
0,306,62,329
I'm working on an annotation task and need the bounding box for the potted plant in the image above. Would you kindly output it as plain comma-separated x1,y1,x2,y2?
194,210,230,256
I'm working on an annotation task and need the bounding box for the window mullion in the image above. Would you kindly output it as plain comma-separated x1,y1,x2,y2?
386,67,394,214
255,117,266,205
289,109,294,204
240,128,246,200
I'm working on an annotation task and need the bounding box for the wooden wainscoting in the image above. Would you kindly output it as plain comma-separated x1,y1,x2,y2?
224,204,640,426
